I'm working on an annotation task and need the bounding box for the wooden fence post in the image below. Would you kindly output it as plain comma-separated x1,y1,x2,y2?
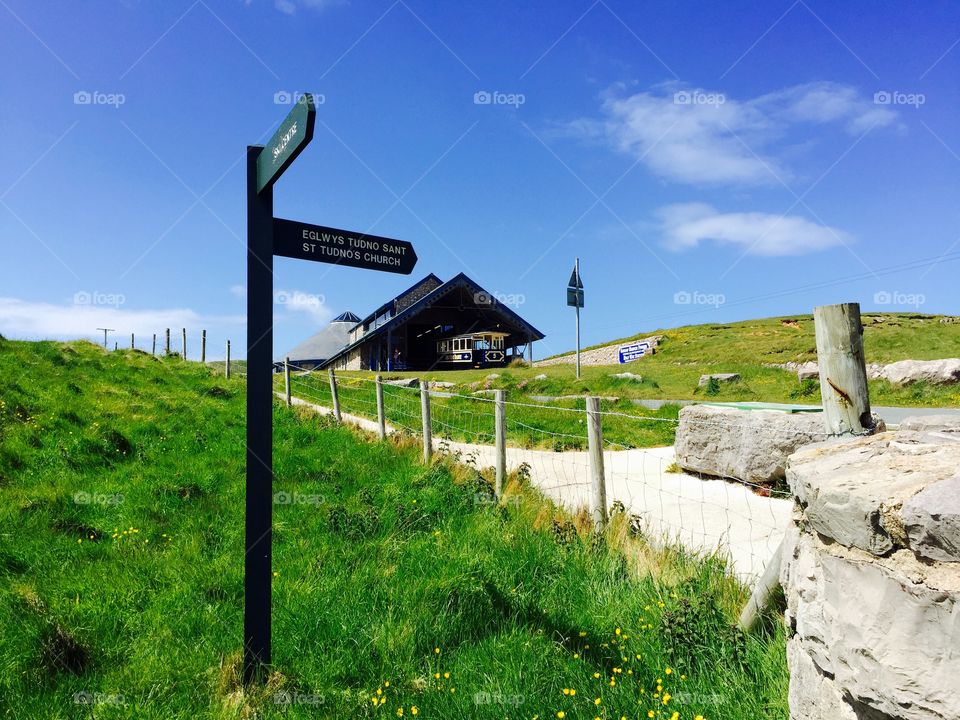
814,303,873,435
152,333,156,356
375,374,386,440
328,368,341,422
165,328,170,355
586,396,607,529
284,357,291,407
495,389,506,497
201,330,207,364
226,340,231,379
420,381,432,464
181,328,187,360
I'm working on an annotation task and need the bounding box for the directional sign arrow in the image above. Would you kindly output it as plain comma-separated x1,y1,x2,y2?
256,94,317,194
567,263,583,289
273,218,418,275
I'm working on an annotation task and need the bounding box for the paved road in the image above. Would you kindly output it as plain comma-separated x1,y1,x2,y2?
284,392,791,586
531,396,960,426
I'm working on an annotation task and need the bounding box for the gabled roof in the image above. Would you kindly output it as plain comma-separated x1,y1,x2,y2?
320,272,544,369
350,273,443,332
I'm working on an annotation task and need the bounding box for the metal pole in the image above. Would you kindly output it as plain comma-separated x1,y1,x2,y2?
575,257,581,380
495,389,506,497
284,357,291,407
244,144,274,684
376,374,386,439
226,340,231,379
131,333,135,350
165,328,170,355
201,330,207,364
152,333,156,356
182,328,187,360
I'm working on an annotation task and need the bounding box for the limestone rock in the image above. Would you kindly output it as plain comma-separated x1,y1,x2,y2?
430,381,455,389
533,373,548,380
385,377,419,388
782,531,960,720
898,415,960,434
611,372,643,381
674,405,827,484
902,476,960,562
881,359,960,385
698,372,741,386
787,431,960,555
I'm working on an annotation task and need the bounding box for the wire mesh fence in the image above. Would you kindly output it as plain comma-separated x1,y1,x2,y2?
283,365,796,586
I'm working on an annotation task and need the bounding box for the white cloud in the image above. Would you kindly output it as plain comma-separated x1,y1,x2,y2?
570,81,897,186
229,284,246,299
273,0,346,14
657,203,851,256
0,298,243,342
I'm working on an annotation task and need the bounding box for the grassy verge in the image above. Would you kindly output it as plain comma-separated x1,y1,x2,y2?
0,338,787,718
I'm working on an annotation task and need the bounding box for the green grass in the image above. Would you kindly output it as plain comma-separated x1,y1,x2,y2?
334,313,960,409
0,338,788,718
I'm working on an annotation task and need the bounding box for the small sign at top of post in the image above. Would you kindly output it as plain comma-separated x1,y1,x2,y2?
256,94,317,194
567,259,584,378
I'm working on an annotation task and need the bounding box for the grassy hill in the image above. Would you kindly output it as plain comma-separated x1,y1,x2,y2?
0,337,788,718
339,313,960,408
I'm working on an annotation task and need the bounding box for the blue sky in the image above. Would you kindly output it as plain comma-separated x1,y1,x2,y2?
1,0,958,359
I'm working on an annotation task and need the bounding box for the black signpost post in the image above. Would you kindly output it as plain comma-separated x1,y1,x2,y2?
566,259,584,379
244,93,417,684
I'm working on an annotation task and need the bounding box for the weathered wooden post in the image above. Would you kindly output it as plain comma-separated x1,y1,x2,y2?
420,381,432,464
586,396,607,529
165,328,170,355
375,374,386,440
226,340,231,379
814,303,873,435
181,328,187,360
495,389,507,497
201,330,207,363
152,333,156,356
328,368,341,422
284,357,292,407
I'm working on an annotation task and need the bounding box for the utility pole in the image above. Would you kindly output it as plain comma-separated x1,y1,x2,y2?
96,328,115,348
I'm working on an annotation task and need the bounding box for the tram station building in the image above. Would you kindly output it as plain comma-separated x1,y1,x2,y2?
315,273,545,372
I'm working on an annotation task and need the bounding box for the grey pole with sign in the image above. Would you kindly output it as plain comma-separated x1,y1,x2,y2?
567,259,584,379
244,93,417,684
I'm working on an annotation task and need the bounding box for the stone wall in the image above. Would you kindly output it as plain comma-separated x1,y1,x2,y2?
780,427,960,720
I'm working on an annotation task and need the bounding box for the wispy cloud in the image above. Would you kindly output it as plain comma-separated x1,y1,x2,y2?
567,81,897,186
268,0,347,15
657,203,851,256
0,297,243,342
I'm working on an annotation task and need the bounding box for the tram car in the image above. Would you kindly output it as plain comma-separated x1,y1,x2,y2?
436,331,509,368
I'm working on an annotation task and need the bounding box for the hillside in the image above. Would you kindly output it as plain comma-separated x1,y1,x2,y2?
0,338,788,718
343,313,960,408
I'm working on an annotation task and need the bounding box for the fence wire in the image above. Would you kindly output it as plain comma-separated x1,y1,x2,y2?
284,368,797,585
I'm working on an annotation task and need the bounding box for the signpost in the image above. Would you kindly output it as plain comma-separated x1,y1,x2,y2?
244,93,417,684
566,259,584,379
